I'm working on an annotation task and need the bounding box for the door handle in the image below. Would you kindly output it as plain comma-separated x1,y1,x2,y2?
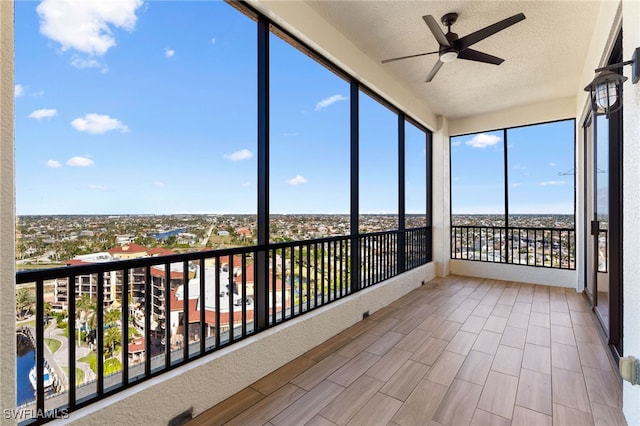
591,220,600,236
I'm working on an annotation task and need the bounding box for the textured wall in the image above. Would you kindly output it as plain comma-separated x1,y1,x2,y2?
65,264,434,424
0,1,17,423
451,260,576,288
622,0,640,423
431,116,451,277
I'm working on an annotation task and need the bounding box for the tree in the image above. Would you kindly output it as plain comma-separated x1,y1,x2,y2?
16,288,35,320
76,294,96,341
103,327,121,357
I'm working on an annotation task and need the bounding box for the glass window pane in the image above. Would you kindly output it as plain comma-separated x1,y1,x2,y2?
405,121,427,228
269,33,350,242
15,2,257,218
359,92,398,232
450,131,505,226
507,120,575,228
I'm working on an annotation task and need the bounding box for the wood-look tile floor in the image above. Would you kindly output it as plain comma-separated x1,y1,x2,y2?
187,276,627,426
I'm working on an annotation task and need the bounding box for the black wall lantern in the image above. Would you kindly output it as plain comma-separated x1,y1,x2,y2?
584,47,639,118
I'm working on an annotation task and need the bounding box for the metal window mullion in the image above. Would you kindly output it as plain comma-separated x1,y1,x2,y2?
350,81,360,293
503,128,509,231
256,15,269,332
398,113,406,274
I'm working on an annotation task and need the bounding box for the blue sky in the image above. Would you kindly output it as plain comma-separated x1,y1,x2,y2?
451,119,575,215
15,0,428,216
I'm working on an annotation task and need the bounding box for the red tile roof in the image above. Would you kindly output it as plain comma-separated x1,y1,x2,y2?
108,243,149,255
150,266,184,280
237,228,251,236
128,337,145,354
148,247,176,256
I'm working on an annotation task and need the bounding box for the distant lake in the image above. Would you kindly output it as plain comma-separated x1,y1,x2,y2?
152,228,186,240
16,332,35,406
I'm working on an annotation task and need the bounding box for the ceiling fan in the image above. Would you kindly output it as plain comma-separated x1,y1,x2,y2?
382,12,526,82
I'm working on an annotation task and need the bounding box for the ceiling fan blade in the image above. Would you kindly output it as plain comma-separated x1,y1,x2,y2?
457,48,504,65
381,50,439,64
425,60,444,82
454,13,526,51
423,15,450,47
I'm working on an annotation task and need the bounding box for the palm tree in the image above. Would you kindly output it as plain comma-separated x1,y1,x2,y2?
16,288,35,320
76,294,96,343
103,327,121,357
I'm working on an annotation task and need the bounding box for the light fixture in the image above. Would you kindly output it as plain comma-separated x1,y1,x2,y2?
584,47,639,118
440,50,458,63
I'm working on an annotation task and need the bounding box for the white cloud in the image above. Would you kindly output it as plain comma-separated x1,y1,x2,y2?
29,109,58,120
15,84,24,98
287,175,308,186
164,48,175,58
539,180,565,186
154,181,165,188
71,113,129,134
450,140,462,147
241,181,251,187
88,184,107,191
549,162,556,167
210,37,217,45
315,94,347,111
46,159,62,168
36,0,143,56
466,133,501,148
512,182,522,187
71,55,102,69
224,149,253,161
67,156,94,167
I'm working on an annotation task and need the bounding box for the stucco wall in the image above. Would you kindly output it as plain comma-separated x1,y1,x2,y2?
431,116,451,278
62,264,434,424
450,260,576,288
448,96,576,137
0,0,17,422
622,0,640,423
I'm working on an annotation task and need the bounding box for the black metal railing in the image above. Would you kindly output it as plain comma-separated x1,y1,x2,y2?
451,226,575,270
15,227,430,424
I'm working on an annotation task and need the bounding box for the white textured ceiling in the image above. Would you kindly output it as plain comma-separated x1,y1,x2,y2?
305,1,602,119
